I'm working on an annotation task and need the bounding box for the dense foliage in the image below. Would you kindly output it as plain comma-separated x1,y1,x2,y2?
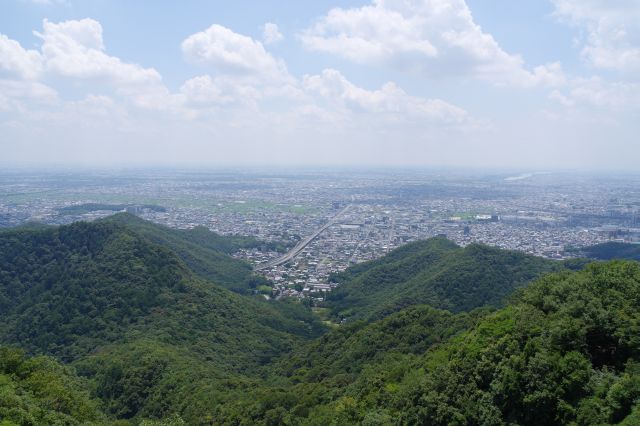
216,261,640,425
0,346,105,425
102,213,269,292
0,219,324,423
3,215,640,425
326,237,562,321
577,241,640,261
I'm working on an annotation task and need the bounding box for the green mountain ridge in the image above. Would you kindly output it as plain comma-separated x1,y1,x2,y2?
0,218,324,423
575,241,640,262
2,216,640,425
215,261,640,425
100,213,267,292
326,237,563,321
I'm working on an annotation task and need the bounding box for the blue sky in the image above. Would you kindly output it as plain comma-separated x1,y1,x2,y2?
1,0,639,169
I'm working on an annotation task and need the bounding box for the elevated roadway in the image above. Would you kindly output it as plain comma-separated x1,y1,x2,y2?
255,204,352,271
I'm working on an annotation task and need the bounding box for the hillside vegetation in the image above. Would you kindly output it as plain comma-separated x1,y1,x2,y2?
0,346,105,425
0,219,324,423
326,237,562,321
101,213,268,292
216,261,640,425
577,241,640,262
2,216,640,425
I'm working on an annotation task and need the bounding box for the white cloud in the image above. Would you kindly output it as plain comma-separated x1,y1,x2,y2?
23,0,67,5
175,67,470,135
552,0,640,72
180,75,228,105
301,0,564,87
71,94,117,116
0,34,43,79
262,23,284,45
550,77,640,109
0,79,57,112
177,66,471,129
0,79,57,102
0,19,177,115
302,68,468,124
531,62,566,87
180,74,261,107
2,18,481,166
36,18,162,86
548,90,575,107
182,24,289,82
32,18,180,112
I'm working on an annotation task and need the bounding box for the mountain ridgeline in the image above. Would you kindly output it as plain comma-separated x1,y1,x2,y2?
1,214,640,425
101,213,270,292
326,237,564,321
576,241,640,262
0,217,325,422
216,261,640,425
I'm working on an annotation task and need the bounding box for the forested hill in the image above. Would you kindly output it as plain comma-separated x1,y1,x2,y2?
577,241,640,261
0,346,105,425
2,215,640,424
0,219,324,422
215,261,640,425
100,213,268,292
326,237,563,322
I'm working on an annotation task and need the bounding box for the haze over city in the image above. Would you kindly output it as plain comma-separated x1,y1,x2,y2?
3,2,640,425
1,0,638,169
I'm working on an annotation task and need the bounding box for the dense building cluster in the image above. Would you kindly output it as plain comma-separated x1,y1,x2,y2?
1,169,639,301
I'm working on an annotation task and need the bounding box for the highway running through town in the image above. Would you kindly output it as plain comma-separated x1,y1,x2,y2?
255,204,352,270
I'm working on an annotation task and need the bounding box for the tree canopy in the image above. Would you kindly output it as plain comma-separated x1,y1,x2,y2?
326,237,562,322
2,216,640,425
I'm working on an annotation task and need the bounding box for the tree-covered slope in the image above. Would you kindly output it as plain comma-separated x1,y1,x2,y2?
326,237,562,321
279,305,486,384
577,241,640,261
0,220,320,362
6,216,640,425
101,213,267,292
0,346,105,425
214,305,488,424
0,220,324,422
216,261,640,425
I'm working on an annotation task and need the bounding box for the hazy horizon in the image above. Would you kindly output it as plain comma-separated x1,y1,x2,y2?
2,162,640,175
2,1,639,169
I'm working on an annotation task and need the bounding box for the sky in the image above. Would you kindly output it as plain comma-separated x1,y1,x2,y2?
0,0,639,169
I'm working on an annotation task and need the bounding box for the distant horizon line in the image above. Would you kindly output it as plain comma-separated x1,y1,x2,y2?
0,162,637,175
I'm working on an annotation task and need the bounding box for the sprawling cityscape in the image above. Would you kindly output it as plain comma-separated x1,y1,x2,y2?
4,0,640,422
2,168,639,300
